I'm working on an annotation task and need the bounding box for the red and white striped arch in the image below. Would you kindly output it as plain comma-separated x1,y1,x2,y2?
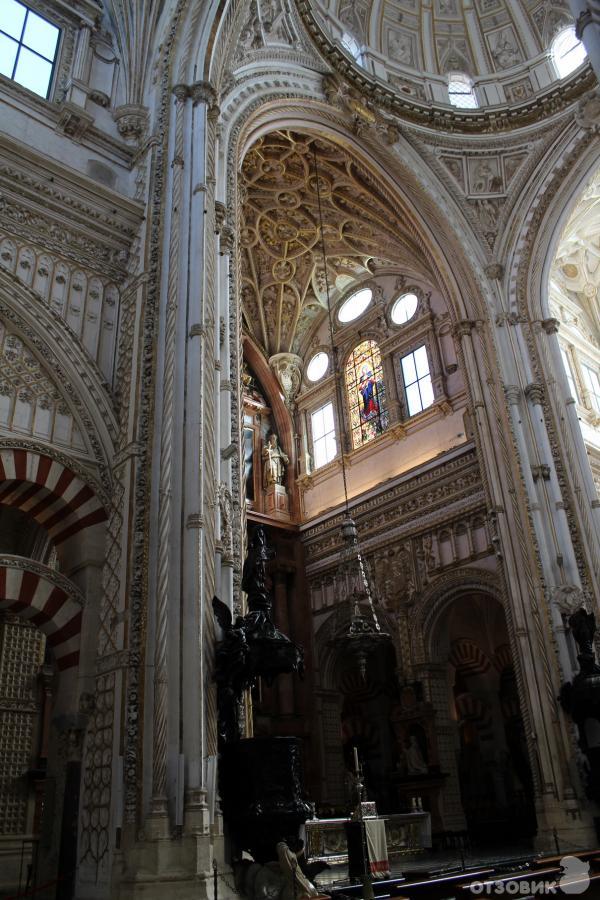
0,449,107,545
0,558,83,670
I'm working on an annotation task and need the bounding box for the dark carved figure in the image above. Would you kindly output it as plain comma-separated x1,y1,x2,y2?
213,526,308,860
570,608,600,675
560,606,600,803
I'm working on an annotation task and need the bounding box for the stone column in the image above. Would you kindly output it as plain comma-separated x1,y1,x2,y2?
180,80,216,835
567,0,600,83
452,318,576,843
148,83,190,836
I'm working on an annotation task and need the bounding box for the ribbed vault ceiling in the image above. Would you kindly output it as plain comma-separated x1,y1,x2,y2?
241,131,429,359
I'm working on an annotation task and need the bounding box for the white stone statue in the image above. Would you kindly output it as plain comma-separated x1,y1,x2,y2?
262,433,289,486
403,735,428,775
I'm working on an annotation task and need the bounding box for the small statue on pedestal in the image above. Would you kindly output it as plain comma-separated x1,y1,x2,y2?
262,433,289,487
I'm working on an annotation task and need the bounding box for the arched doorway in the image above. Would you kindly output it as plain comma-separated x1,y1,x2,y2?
431,592,536,844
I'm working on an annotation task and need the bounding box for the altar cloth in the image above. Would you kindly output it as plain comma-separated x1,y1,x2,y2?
364,818,390,877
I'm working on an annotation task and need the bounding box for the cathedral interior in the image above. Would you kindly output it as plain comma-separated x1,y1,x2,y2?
1,0,600,897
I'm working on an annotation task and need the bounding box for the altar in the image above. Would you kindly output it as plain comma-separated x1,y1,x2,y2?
304,812,431,867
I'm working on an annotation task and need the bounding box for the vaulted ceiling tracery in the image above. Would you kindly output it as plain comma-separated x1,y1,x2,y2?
240,130,431,359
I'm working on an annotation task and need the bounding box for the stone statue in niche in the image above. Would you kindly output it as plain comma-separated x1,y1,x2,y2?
262,434,291,519
263,432,289,486
403,734,428,774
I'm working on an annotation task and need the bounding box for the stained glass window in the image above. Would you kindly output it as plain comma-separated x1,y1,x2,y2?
345,340,388,448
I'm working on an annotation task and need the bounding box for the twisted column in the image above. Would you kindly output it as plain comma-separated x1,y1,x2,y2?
150,83,188,821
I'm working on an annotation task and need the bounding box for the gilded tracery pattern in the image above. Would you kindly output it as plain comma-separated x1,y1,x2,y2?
241,131,429,357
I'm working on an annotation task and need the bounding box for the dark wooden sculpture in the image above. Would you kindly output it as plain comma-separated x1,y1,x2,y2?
213,526,308,859
560,607,600,803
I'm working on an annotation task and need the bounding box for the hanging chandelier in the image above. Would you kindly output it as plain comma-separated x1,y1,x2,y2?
311,145,392,679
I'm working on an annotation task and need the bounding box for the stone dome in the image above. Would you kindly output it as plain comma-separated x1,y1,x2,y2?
305,0,588,110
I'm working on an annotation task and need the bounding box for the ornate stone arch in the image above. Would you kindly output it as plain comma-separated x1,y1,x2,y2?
0,448,108,546
503,124,600,603
0,269,117,490
410,565,504,664
0,555,84,670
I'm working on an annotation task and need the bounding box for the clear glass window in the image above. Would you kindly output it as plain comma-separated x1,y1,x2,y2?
345,340,389,448
338,287,372,324
306,351,329,383
448,74,478,109
391,292,418,325
311,401,337,469
341,31,361,62
401,345,434,416
560,346,578,400
0,0,59,98
552,26,587,79
582,363,600,413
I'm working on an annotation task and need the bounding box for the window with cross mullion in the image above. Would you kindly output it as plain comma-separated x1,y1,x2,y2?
0,0,60,98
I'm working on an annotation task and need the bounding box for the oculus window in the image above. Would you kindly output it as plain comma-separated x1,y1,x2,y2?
0,0,59,98
582,363,600,413
345,339,388,448
448,74,478,109
306,351,329,383
338,287,372,324
401,345,434,416
311,402,337,469
552,26,586,79
391,292,418,325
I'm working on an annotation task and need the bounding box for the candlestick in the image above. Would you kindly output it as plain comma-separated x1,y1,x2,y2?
353,746,359,774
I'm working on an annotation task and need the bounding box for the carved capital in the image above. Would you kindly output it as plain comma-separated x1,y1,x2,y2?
453,319,476,339
541,317,560,335
269,352,303,410
524,383,544,405
190,80,217,107
531,464,551,482
172,83,189,102
504,384,521,405
113,104,149,142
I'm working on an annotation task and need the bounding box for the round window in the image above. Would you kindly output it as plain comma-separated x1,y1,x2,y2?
306,351,329,382
338,288,372,323
391,292,418,325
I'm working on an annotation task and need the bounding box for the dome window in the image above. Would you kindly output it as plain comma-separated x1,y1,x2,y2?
552,26,587,79
391,292,418,325
448,73,478,109
341,31,362,64
306,351,329,383
338,287,372,323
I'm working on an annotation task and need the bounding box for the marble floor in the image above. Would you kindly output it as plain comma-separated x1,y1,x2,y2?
313,845,542,891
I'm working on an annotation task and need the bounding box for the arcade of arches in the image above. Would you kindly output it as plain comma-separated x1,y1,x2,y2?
1,0,600,898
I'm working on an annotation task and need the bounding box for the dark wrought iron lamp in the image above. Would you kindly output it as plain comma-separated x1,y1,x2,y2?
311,146,392,678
